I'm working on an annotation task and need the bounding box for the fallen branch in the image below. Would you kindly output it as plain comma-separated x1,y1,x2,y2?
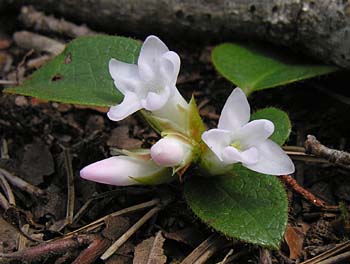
0,234,95,263
305,135,350,167
0,168,46,197
71,236,110,264
279,175,326,207
0,173,15,205
300,241,350,264
317,251,350,264
13,31,65,55
60,199,159,240
0,192,9,210
101,206,161,260
3,0,350,69
63,147,75,226
19,6,96,38
180,233,230,264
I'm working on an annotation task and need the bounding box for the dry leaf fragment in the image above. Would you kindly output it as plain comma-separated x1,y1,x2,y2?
0,216,20,253
284,224,305,259
107,126,142,149
102,216,131,240
133,231,167,264
163,227,205,247
0,38,12,50
20,140,54,185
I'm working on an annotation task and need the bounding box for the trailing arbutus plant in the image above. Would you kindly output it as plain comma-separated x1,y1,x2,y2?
6,34,337,248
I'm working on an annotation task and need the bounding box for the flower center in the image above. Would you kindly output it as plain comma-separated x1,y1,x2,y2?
146,80,163,94
230,140,241,150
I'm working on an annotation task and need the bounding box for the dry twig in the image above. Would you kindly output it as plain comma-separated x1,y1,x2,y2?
101,206,162,260
0,80,16,85
13,31,65,55
283,146,329,164
19,6,96,38
63,148,75,226
0,191,9,210
0,139,10,159
279,175,326,207
317,251,350,264
61,199,159,240
71,235,110,264
17,224,30,251
27,55,52,69
0,168,45,197
216,248,234,264
224,249,250,263
71,188,152,224
0,234,95,263
0,173,15,205
300,241,350,264
305,135,350,167
181,233,230,264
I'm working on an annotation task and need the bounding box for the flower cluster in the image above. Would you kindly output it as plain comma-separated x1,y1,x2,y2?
80,35,294,186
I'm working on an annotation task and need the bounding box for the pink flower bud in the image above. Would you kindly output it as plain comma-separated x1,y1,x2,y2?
80,156,171,186
151,136,192,167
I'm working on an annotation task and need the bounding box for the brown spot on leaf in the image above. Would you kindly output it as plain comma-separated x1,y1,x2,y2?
64,53,72,64
51,74,63,82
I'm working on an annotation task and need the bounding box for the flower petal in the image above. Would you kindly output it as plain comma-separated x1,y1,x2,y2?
153,86,188,116
141,85,171,111
218,88,250,131
241,147,259,165
160,51,181,85
244,139,295,175
222,146,241,164
201,129,232,161
107,92,142,121
109,59,142,94
138,35,169,80
222,146,258,165
235,119,274,148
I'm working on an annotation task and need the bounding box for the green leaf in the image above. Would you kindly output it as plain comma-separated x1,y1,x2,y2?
184,165,288,248
212,43,338,96
5,35,141,107
251,107,291,145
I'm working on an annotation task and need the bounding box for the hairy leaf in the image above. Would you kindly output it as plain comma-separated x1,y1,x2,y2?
185,165,288,248
251,107,291,145
5,35,141,107
212,43,338,95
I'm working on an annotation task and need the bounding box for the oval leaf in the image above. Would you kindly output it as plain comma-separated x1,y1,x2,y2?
251,107,291,146
5,35,141,107
212,43,338,95
184,165,288,249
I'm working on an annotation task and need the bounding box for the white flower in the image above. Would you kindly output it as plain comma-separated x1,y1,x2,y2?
80,156,172,186
151,135,193,167
201,88,295,175
108,35,188,126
